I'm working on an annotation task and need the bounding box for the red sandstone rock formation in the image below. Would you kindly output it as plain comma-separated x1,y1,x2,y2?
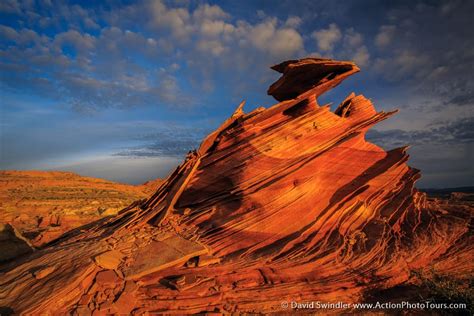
0,58,472,314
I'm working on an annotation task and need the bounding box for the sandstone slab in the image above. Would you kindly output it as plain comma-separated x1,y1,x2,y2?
124,235,207,280
94,250,123,270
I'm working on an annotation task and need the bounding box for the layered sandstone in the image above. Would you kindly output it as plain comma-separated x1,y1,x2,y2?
0,58,471,314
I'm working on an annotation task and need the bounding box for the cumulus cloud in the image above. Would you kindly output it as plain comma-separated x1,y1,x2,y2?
196,39,226,56
0,25,18,40
312,23,341,52
0,25,189,113
375,25,396,48
284,16,302,28
147,0,192,41
110,1,305,93
309,25,369,67
192,3,229,21
199,19,235,38
0,26,46,46
247,19,303,58
351,46,369,66
54,29,96,54
373,50,430,81
342,28,369,66
98,0,305,94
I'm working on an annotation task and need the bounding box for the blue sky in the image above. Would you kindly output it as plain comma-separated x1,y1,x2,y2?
0,0,473,187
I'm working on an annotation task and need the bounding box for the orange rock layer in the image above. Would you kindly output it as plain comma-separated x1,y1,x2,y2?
0,58,472,314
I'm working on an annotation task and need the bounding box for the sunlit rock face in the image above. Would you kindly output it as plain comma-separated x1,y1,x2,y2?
0,58,472,314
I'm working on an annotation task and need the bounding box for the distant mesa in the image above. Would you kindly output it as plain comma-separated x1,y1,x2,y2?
0,58,472,314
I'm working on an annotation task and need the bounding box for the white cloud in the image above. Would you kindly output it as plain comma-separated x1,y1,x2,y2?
54,29,96,54
1,0,306,112
284,16,302,28
268,28,304,57
342,28,369,66
310,25,369,66
374,50,430,81
96,27,160,60
0,26,46,46
351,46,370,66
0,25,18,41
311,23,341,52
248,19,278,50
84,17,100,30
375,25,396,48
343,28,363,47
147,0,192,41
196,39,226,56
199,19,235,38
104,1,304,66
247,19,303,58
192,3,229,21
